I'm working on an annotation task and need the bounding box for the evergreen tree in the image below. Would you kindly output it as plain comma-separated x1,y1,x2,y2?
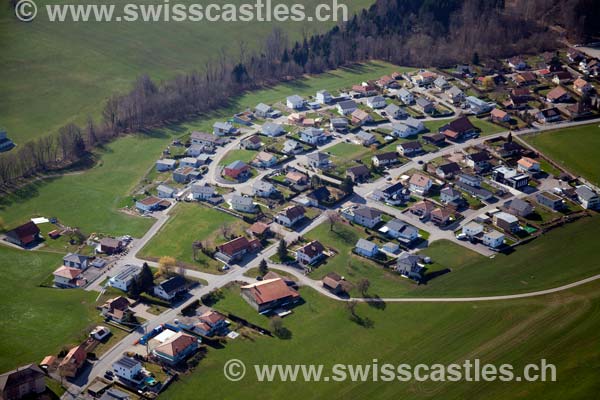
128,279,141,299
259,259,269,276
138,262,155,293
277,239,287,262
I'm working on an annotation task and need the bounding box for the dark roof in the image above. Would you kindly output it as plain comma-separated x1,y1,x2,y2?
299,241,325,258
437,162,460,174
374,152,397,161
282,205,305,220
308,187,331,201
399,141,422,150
440,116,476,135
382,181,405,195
509,198,532,214
347,165,370,176
158,275,187,294
6,221,40,244
538,108,561,118
0,364,45,392
114,356,140,370
503,142,524,152
468,151,489,162
354,206,383,219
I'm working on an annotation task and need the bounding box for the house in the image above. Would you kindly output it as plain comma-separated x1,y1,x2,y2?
306,152,330,169
536,191,564,210
508,56,527,70
546,86,571,103
397,141,423,157
5,221,41,247
536,107,562,124
353,130,376,146
352,84,377,97
342,205,383,228
517,157,541,173
282,139,303,155
157,184,176,199
101,296,133,323
466,96,493,114
397,88,414,104
53,266,83,288
188,310,229,337
330,117,349,132
465,151,490,171
496,141,525,158
456,181,494,201
347,165,371,182
173,167,201,184
410,200,436,218
493,212,520,232
366,95,387,109
371,181,411,205
377,75,399,89
156,159,177,172
514,72,537,86
90,326,111,341
98,237,123,254
490,108,511,123
136,196,163,213
186,144,209,157
191,131,226,147
304,186,331,206
462,222,484,238
63,253,89,270
483,230,505,248
355,239,379,258
434,76,450,90
58,345,87,378
379,219,419,243
153,275,187,301
316,90,332,104
112,357,142,383
108,265,141,291
255,103,272,118
216,236,261,263
415,97,434,114
153,332,199,365
252,180,277,197
552,71,573,84
422,133,446,146
440,116,477,141
492,166,529,189
322,272,347,295
435,162,461,179
431,207,453,225
275,205,306,227
300,128,326,145
190,183,217,201
241,278,301,313
247,222,271,238
286,95,305,110
575,185,599,209
213,121,236,136
296,240,326,265
445,86,465,104
371,152,398,168
336,100,358,115
0,364,46,400
573,78,593,94
241,135,262,150
231,194,256,213
384,103,407,119
392,117,425,138
458,173,481,187
253,151,278,168
409,173,432,195
394,253,423,281
196,154,213,166
506,198,533,217
261,122,285,137
412,70,436,86
224,160,251,180
440,186,462,204
285,170,308,186
351,109,372,126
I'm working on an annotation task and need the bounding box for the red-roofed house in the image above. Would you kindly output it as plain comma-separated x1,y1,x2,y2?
152,332,198,365
5,221,41,247
58,345,87,378
241,278,301,313
296,240,326,265
216,237,262,263
53,266,84,288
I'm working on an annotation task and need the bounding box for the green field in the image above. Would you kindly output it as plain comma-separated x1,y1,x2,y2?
0,0,374,144
306,215,600,298
163,280,600,399
523,124,600,185
218,149,259,166
138,203,247,272
0,246,98,372
0,132,175,237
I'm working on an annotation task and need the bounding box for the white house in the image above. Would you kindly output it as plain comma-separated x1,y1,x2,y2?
180,157,201,168
108,265,142,292
275,205,306,227
342,206,382,228
153,275,187,301
397,88,414,104
379,219,419,242
316,90,332,104
63,253,89,270
336,100,358,115
575,185,599,209
482,230,505,248
445,86,465,104
366,96,387,109
462,222,484,238
261,122,285,137
296,240,326,266
255,103,272,118
355,239,379,258
157,184,176,199
252,180,277,197
300,128,325,145
213,121,236,136
286,95,305,110
112,357,142,382
466,96,493,115
190,183,216,201
409,173,432,195
392,117,425,138
156,159,177,172
306,152,330,169
231,194,256,213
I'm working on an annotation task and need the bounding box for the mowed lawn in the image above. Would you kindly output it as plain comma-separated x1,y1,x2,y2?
163,281,600,399
523,124,600,186
0,132,177,237
306,215,600,298
0,0,375,144
138,203,247,272
218,149,258,166
0,246,98,372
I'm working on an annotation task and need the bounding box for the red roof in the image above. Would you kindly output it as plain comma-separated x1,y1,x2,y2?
241,278,300,305
217,237,261,257
7,221,40,244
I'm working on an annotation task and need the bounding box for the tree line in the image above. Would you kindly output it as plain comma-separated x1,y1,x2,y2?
1,0,565,187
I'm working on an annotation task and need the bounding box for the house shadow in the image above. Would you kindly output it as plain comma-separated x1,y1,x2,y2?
422,268,452,283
